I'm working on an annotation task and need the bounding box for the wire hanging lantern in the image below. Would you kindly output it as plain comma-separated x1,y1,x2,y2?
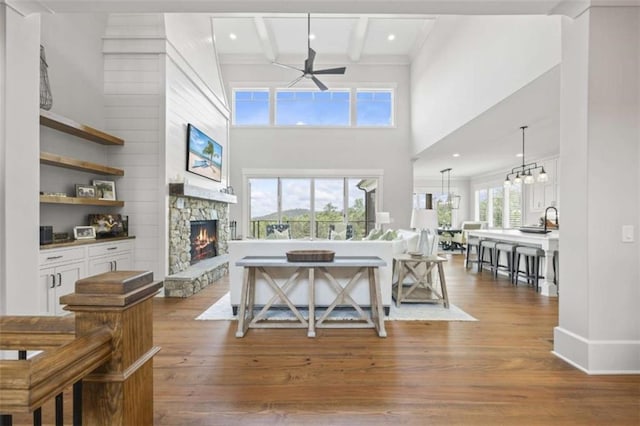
440,168,461,210
40,45,53,110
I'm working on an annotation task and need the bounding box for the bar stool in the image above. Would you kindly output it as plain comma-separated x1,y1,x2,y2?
478,240,497,274
494,242,517,282
514,246,545,291
465,236,481,269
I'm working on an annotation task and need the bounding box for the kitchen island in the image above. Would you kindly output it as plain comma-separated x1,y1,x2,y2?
467,229,559,297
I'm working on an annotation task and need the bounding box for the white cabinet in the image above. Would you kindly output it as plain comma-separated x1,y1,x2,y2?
38,254,86,315
39,239,134,315
87,240,134,275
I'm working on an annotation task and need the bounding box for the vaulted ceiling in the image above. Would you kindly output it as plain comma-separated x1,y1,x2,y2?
210,14,435,65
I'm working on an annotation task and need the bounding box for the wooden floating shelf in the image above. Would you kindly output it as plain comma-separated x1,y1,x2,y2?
40,195,124,207
40,152,124,176
40,109,124,146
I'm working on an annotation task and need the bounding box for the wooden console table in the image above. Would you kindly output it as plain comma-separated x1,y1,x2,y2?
235,256,387,338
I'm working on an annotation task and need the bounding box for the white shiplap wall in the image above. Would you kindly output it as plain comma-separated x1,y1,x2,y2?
103,14,167,279
103,13,229,279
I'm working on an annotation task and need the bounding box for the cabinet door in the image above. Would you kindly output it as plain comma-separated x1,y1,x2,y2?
39,267,57,315
53,261,85,315
111,253,133,271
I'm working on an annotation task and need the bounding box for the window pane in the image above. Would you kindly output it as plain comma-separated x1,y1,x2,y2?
477,189,488,222
509,184,522,228
348,179,367,239
356,90,393,126
249,178,278,238
314,179,344,239
234,90,269,126
275,90,350,126
281,179,311,238
490,186,504,228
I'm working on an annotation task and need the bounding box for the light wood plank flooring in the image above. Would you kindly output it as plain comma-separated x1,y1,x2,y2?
151,255,640,425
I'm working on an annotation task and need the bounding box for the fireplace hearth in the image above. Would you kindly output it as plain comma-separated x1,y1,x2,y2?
190,220,218,264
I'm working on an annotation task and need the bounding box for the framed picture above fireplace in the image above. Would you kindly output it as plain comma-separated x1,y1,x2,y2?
186,124,222,182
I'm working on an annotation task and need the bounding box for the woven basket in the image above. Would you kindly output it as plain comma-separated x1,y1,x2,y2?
286,250,335,262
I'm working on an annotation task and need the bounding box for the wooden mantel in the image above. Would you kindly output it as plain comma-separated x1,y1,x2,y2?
169,183,237,204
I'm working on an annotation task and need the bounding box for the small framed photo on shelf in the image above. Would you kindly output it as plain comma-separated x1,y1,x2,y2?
73,226,96,240
75,184,97,198
92,180,116,200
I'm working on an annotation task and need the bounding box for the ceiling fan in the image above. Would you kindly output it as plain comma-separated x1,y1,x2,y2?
272,13,346,91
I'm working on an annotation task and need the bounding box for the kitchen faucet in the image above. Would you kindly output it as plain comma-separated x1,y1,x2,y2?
544,206,559,232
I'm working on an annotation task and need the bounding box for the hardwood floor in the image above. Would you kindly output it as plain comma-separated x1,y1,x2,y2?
9,255,638,425
151,255,640,425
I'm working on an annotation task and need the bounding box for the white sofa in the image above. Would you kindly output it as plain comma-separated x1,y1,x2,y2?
227,230,430,314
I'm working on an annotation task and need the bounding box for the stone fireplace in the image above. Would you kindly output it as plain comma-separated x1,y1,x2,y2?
164,183,237,297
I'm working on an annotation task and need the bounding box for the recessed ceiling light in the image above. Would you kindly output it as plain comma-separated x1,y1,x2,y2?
452,153,460,158
516,153,524,157
229,33,237,40
309,34,316,40
387,34,396,41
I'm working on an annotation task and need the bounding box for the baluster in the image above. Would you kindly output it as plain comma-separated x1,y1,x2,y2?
18,350,26,360
55,393,63,426
33,408,41,426
73,381,82,426
0,414,12,426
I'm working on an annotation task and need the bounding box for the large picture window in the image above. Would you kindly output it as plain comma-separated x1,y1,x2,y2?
248,176,377,239
474,183,522,228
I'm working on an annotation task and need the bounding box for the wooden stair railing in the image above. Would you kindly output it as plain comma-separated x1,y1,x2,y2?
0,270,162,426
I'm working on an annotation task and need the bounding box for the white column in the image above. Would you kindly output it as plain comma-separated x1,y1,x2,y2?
0,5,41,315
554,6,640,373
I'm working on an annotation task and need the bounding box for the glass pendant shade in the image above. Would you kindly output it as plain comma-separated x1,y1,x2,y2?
537,167,549,183
504,177,511,187
524,172,535,184
513,174,522,184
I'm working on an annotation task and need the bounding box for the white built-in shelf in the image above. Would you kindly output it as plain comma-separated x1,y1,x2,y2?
40,152,125,176
169,183,237,204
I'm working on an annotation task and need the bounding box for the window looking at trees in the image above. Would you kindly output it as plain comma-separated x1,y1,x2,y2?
233,88,394,127
474,183,522,228
248,177,374,239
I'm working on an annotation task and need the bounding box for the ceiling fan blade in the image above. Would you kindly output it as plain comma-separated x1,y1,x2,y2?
311,76,328,91
287,75,305,88
313,67,346,75
305,48,316,73
272,62,304,73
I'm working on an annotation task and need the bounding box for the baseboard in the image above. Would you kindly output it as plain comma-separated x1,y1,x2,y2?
553,326,640,374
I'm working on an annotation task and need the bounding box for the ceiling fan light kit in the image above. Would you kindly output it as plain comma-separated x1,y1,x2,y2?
504,126,548,187
272,13,346,91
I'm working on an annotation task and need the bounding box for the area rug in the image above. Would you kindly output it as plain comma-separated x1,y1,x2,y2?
196,293,477,322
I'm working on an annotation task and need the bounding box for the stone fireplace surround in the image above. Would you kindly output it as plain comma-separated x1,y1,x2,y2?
164,183,236,297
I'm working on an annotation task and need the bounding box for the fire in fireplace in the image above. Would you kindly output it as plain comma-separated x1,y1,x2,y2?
190,220,218,264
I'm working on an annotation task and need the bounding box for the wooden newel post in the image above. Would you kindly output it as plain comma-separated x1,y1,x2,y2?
60,271,163,426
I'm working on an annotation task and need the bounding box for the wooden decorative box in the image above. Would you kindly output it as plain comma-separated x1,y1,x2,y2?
286,250,335,262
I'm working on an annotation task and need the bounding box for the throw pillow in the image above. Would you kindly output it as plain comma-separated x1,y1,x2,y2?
330,230,347,240
364,228,383,240
379,229,398,241
266,229,289,239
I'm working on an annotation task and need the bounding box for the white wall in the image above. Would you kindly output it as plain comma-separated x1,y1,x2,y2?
223,63,414,236
412,177,472,227
410,15,561,155
40,13,110,236
1,5,40,314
